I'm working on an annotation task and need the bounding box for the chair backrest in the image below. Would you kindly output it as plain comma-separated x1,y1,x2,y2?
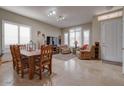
14,45,22,62
10,45,17,62
40,45,53,64
10,45,15,59
19,44,26,50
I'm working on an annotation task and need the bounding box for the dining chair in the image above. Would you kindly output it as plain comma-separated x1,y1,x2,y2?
35,45,53,79
14,45,29,78
10,45,17,70
19,44,26,50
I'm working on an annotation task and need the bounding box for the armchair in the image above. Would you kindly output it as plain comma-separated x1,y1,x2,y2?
78,45,95,60
60,45,71,54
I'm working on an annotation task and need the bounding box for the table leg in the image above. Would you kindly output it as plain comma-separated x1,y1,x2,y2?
28,56,35,80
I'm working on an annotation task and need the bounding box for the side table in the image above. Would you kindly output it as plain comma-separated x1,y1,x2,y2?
72,48,77,55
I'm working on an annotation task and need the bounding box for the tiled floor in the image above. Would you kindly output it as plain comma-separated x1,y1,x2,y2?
0,54,124,86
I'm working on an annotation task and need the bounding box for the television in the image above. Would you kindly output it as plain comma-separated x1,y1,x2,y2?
47,36,61,46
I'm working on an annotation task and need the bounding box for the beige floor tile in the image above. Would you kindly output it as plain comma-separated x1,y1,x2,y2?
0,55,124,86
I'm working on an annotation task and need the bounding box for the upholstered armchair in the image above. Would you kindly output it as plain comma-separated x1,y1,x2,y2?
60,45,71,54
78,45,95,60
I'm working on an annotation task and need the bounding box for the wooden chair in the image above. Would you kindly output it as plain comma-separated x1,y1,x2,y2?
60,45,71,54
10,45,17,69
14,45,29,78
19,44,26,50
35,45,53,79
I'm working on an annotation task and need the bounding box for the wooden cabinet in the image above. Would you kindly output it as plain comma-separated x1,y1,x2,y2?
94,42,99,59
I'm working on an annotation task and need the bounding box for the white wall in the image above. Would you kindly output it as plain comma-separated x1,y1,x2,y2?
0,8,61,54
0,19,2,55
122,7,124,73
92,16,100,44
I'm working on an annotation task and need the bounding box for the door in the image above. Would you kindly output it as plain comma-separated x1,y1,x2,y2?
101,18,122,62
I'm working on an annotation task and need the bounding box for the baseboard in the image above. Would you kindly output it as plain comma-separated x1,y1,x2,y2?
102,60,122,66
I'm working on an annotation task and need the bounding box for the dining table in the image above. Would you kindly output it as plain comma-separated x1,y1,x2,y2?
21,49,40,80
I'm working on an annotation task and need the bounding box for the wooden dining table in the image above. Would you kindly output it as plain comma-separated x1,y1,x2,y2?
21,49,40,80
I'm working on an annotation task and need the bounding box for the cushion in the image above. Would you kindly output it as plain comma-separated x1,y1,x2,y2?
81,44,88,50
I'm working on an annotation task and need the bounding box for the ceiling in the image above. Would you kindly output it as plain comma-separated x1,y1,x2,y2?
0,6,123,28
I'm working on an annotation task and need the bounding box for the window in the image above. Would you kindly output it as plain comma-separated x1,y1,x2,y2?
4,23,18,45
69,30,75,47
69,28,81,47
3,21,31,48
20,26,31,44
75,29,81,47
98,10,123,21
83,30,90,45
64,33,69,45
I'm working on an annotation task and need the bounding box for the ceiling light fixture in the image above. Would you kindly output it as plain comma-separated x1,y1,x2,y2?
56,16,65,22
48,10,56,16
47,9,65,22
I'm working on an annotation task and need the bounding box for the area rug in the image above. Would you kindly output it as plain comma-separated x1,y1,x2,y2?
53,53,76,61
